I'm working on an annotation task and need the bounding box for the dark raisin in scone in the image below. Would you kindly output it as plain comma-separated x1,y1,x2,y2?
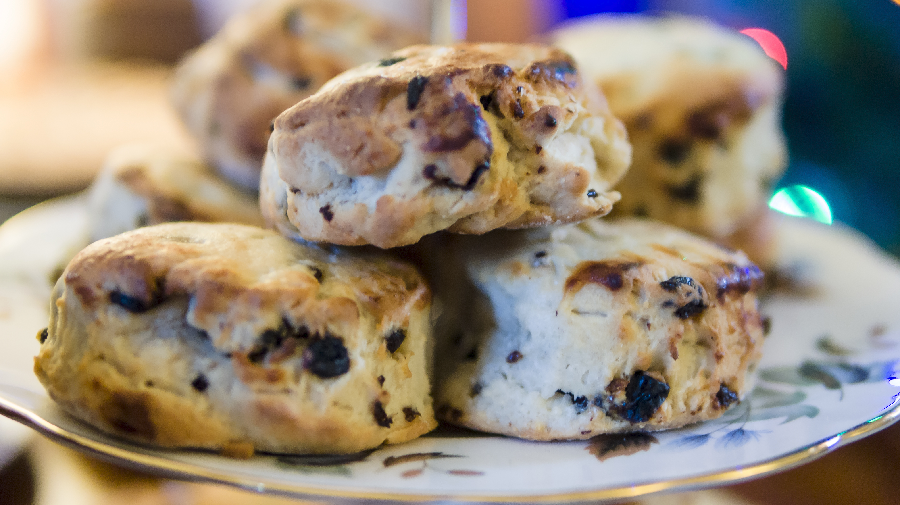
431,218,765,440
88,144,264,241
552,15,786,255
260,42,632,248
170,0,423,189
35,222,435,454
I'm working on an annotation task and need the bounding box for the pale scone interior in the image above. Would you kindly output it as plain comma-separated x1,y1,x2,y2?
433,218,765,440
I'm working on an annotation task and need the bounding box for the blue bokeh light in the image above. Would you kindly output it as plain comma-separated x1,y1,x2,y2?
562,0,647,18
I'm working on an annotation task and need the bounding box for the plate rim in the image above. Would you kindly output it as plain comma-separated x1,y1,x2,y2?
2,390,899,503
3,196,900,503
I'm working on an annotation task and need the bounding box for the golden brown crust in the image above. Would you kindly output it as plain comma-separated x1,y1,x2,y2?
170,0,424,189
263,43,631,248
35,223,436,454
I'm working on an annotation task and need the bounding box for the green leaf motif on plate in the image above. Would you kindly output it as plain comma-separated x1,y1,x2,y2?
758,366,820,387
274,460,354,477
383,452,462,467
749,387,807,409
274,448,375,476
815,335,854,356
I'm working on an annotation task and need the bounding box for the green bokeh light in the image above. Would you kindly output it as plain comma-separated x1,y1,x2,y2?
768,185,833,225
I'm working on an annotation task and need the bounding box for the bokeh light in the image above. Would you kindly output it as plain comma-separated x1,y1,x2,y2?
769,186,833,225
740,28,788,69
562,0,645,16
0,0,44,88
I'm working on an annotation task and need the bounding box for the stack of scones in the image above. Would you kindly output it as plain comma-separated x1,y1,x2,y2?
34,1,782,455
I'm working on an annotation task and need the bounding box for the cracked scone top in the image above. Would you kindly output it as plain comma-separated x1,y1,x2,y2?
261,43,632,248
170,0,423,189
433,218,765,440
35,223,435,454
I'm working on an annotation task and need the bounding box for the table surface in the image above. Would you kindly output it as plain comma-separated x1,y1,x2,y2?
0,63,197,196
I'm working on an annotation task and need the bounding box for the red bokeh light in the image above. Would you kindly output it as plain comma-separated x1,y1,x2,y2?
740,28,788,70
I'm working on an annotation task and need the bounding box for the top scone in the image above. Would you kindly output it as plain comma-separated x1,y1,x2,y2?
261,43,632,248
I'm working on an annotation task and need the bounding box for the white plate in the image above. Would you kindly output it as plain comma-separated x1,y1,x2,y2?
2,197,900,504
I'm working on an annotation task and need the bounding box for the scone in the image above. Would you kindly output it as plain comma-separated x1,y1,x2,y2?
261,43,632,248
433,218,765,440
88,145,264,241
720,203,780,271
35,223,436,454
552,15,786,241
170,0,423,189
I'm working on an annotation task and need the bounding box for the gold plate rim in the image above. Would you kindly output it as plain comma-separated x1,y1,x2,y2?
4,196,900,503
2,392,899,504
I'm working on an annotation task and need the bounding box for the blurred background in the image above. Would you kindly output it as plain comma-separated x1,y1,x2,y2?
2,0,899,251
2,1,900,504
